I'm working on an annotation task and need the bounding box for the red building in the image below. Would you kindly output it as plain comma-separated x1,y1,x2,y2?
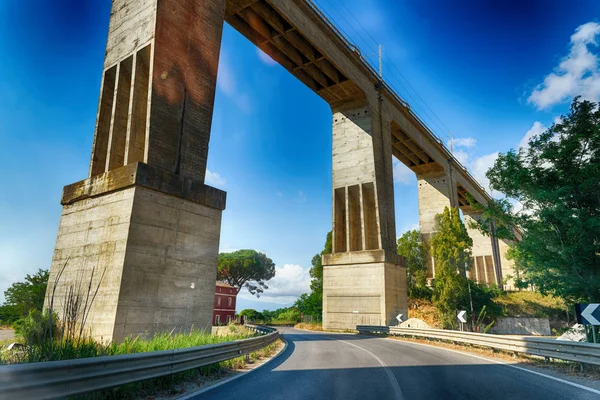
213,282,238,325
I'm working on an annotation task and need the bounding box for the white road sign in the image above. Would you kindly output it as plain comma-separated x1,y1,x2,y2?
580,304,600,325
457,310,467,323
396,313,403,323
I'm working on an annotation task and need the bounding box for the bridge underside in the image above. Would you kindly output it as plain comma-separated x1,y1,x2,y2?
226,0,364,108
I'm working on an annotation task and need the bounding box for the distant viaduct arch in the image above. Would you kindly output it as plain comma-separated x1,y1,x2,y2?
45,0,518,341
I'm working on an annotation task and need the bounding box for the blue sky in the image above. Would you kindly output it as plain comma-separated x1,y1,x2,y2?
1,0,599,312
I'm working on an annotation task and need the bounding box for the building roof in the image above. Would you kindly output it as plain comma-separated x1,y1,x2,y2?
216,281,235,289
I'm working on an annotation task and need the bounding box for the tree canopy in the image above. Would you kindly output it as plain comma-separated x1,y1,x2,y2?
0,269,48,324
295,231,332,320
217,250,275,297
472,98,600,304
396,229,430,298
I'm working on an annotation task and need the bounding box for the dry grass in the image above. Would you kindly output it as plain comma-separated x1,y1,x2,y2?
407,292,572,333
294,323,323,331
495,291,567,318
495,291,571,332
145,339,286,399
408,298,441,328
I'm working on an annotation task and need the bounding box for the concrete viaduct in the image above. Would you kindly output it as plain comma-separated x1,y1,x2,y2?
45,0,518,340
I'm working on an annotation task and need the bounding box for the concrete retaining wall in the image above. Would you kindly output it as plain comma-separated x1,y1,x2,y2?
490,317,551,336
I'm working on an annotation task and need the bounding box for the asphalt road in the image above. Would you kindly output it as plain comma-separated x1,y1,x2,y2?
192,328,599,400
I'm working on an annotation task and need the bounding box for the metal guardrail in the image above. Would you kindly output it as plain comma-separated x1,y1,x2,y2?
0,325,279,400
357,325,600,366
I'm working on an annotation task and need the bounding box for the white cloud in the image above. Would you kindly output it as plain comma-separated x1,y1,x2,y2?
453,150,469,165
519,121,546,150
216,52,252,113
469,152,499,196
392,159,415,184
205,169,225,186
238,263,310,305
528,22,600,109
448,137,477,149
257,48,278,67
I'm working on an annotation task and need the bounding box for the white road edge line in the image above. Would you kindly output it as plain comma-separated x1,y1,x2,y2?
382,336,600,395
177,338,288,400
337,339,405,400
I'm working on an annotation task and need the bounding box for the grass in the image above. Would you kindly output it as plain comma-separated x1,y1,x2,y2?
408,298,442,328
1,325,257,365
494,291,572,333
76,338,284,400
494,291,568,319
264,320,298,326
407,291,572,333
2,325,280,399
294,322,323,331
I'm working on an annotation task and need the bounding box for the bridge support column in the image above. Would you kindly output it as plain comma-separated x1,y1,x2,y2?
498,239,518,290
323,103,407,330
45,0,227,342
462,207,503,288
416,168,459,278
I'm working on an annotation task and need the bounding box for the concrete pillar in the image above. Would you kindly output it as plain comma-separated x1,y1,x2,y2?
462,207,503,287
498,238,517,290
416,168,459,278
323,103,407,330
45,0,227,343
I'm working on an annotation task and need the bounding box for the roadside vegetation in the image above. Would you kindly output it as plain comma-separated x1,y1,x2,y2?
73,338,283,400
469,97,600,305
0,264,282,399
1,314,257,365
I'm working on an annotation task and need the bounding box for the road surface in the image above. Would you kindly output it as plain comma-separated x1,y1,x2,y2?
191,327,599,400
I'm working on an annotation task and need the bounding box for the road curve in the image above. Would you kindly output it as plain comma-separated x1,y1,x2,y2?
192,328,598,400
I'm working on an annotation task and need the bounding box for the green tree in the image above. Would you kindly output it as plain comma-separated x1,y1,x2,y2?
396,230,430,299
217,250,276,297
0,269,49,324
430,207,473,328
274,308,301,322
239,309,265,322
294,292,322,319
296,231,332,320
309,231,332,295
471,98,600,304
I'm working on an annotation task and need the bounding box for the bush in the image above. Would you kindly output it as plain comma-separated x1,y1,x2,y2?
239,309,265,322
274,309,301,323
13,309,59,347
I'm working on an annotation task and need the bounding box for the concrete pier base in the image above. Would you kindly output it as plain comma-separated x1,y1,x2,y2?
46,163,225,343
323,251,407,330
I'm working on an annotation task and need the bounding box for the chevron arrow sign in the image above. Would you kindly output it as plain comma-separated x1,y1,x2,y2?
576,304,600,325
457,310,467,323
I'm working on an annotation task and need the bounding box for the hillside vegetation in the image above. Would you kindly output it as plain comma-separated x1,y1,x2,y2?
408,291,571,333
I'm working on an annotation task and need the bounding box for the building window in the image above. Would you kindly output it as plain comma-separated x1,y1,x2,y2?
217,297,221,306
228,297,232,307
215,315,220,325
226,315,231,324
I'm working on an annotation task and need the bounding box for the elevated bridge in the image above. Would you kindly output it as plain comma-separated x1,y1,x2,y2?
45,0,518,339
